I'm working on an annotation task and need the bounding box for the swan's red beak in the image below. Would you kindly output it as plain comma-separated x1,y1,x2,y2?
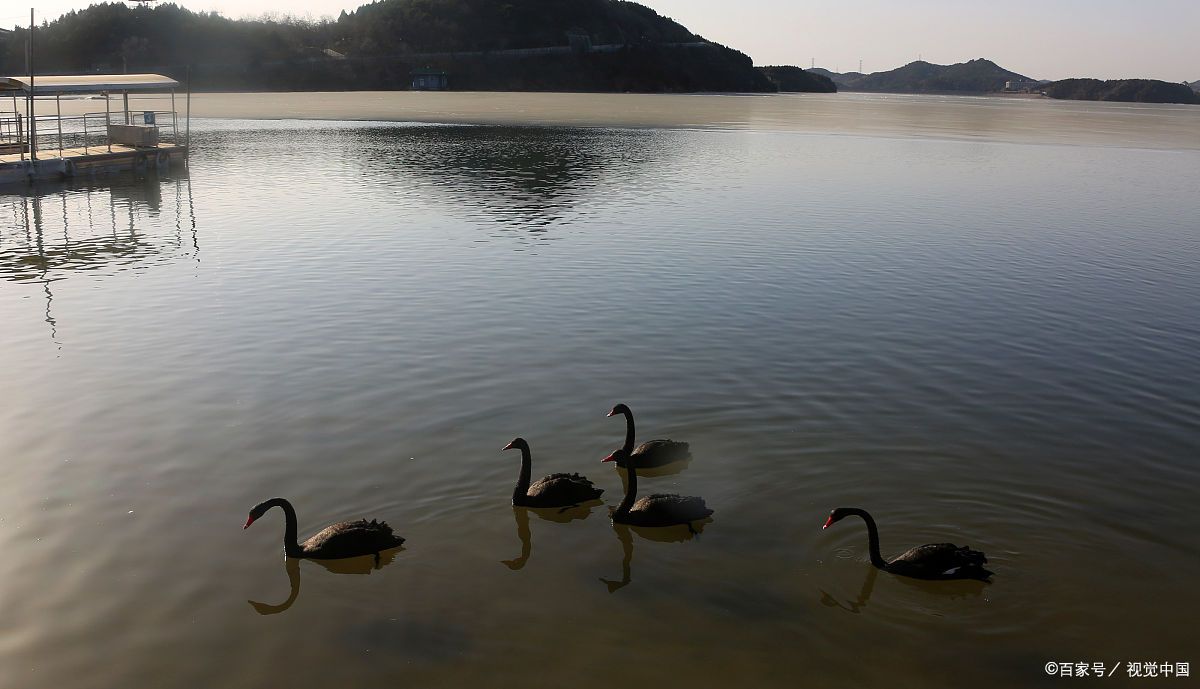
601,453,616,462
606,409,617,417
244,515,256,529
501,441,516,451
822,515,834,530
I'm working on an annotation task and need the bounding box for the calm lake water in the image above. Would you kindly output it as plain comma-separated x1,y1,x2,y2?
2,93,1198,688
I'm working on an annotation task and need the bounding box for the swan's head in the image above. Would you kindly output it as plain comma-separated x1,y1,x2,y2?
502,437,528,453
607,403,631,418
601,448,629,463
244,500,273,529
822,508,852,530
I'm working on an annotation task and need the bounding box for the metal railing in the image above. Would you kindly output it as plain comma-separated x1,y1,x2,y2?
2,109,181,159
0,111,23,153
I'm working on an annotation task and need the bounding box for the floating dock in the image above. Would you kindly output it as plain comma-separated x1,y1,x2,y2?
1,73,188,187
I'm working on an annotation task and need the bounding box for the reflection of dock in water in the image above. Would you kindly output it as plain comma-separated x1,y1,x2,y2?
0,171,198,346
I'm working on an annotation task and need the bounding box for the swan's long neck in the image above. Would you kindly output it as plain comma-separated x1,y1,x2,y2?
513,445,533,504
616,460,637,516
266,498,303,557
849,508,887,568
621,409,636,454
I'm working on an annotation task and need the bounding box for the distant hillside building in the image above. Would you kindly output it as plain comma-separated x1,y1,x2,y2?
566,30,592,53
411,69,448,91
1004,79,1040,93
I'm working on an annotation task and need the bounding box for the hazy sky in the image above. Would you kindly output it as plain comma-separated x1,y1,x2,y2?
5,0,1199,82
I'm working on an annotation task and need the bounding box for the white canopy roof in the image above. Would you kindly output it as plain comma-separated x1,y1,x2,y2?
0,73,179,94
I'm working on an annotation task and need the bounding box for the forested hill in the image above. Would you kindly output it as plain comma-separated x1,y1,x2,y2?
0,1,779,92
757,66,836,93
828,59,1030,93
340,0,694,52
1042,79,1198,105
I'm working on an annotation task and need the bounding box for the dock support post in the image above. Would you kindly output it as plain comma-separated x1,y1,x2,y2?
14,93,23,162
55,92,62,155
105,93,111,153
185,65,191,158
28,7,37,163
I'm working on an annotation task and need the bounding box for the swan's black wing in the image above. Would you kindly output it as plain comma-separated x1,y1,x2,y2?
626,439,691,467
526,473,604,506
633,493,713,522
535,472,595,486
301,519,406,559
887,543,992,581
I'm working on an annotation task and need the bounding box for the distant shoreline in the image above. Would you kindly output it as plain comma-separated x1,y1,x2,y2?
839,89,1047,98
33,91,1193,151
28,89,1196,155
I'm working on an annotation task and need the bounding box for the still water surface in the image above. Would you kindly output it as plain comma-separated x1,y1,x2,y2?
2,94,1199,688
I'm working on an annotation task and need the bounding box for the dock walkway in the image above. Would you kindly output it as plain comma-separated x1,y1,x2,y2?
0,143,186,185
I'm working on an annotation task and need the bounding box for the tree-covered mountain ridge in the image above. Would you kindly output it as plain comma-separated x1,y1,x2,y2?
1041,79,1198,105
815,58,1196,104
815,59,1029,93
0,0,833,93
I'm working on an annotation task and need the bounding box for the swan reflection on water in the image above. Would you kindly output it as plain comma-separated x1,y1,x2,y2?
819,565,878,614
599,519,712,593
817,553,987,616
501,502,600,571
611,458,691,480
247,549,402,616
892,571,990,599
248,558,302,615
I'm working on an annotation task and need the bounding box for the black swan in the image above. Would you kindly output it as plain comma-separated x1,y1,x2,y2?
822,507,993,581
244,497,405,560
603,447,712,530
503,437,604,508
604,403,691,469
